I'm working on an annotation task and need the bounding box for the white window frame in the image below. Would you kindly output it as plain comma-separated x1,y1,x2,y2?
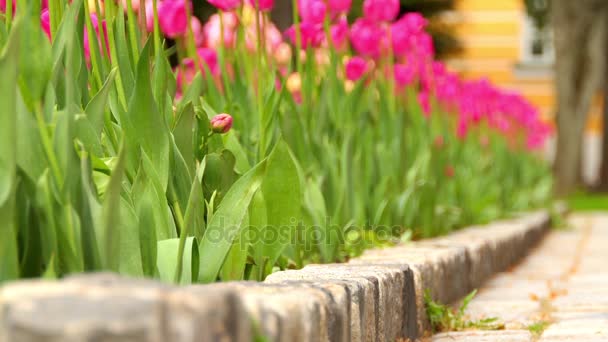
519,12,554,66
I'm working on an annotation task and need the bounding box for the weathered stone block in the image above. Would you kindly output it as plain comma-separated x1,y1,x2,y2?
204,282,346,342
0,278,165,342
0,275,249,342
266,264,415,342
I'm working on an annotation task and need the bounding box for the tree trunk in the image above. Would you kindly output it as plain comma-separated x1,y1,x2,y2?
552,0,608,196
271,1,293,30
595,38,608,191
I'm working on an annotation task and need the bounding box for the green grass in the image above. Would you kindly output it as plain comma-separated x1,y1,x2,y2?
567,191,608,211
527,320,551,338
424,290,505,333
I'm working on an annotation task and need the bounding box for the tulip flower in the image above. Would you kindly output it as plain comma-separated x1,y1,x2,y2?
328,0,351,17
210,113,234,133
246,0,273,11
345,56,367,81
158,0,188,38
362,0,399,22
285,22,324,49
349,18,387,58
298,0,327,24
208,0,242,11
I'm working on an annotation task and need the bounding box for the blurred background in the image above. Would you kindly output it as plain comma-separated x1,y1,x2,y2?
193,0,608,202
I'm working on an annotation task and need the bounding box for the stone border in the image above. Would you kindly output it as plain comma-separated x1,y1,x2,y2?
0,210,555,342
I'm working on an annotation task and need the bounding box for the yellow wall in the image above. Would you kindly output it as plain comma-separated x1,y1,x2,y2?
446,0,602,133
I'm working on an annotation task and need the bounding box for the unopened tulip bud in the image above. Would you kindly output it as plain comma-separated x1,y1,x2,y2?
433,135,444,148
274,42,292,65
286,72,302,94
344,80,355,93
210,113,233,134
445,165,455,178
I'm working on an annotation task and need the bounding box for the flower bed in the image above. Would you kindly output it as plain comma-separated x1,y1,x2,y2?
0,0,552,285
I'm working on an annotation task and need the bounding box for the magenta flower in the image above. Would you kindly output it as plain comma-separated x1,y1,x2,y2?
400,12,427,33
176,58,198,89
210,113,233,134
394,63,416,87
329,17,349,50
197,47,219,76
328,0,351,16
363,0,399,22
349,18,386,58
207,0,242,11
245,18,283,52
204,12,238,49
247,0,274,11
345,56,367,81
0,0,15,14
84,14,110,62
285,22,324,49
41,9,51,39
418,90,431,117
190,17,205,46
298,0,327,24
444,165,455,178
433,136,444,149
158,0,188,38
145,0,154,32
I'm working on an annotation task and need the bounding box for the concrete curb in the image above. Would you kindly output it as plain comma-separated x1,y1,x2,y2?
0,210,554,342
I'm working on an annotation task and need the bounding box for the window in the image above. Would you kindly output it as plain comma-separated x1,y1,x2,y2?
520,1,554,66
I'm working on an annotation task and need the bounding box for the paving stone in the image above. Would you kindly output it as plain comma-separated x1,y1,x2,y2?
432,330,533,341
431,213,608,342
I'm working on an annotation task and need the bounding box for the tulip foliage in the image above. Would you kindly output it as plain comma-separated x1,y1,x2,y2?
0,0,552,284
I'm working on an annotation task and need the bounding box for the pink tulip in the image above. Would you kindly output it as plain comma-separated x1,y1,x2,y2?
245,19,283,52
158,0,188,38
298,0,327,24
418,90,431,116
41,9,51,39
273,42,292,65
210,113,233,133
190,17,205,46
456,118,468,139
176,58,198,88
197,47,219,76
349,18,387,58
328,0,351,16
286,72,303,103
120,0,141,12
208,0,242,11
444,165,455,178
345,56,367,81
247,0,273,11
0,0,15,14
145,0,154,32
84,14,110,62
329,17,349,50
204,12,238,49
363,0,399,22
285,22,324,49
394,63,416,87
433,136,444,149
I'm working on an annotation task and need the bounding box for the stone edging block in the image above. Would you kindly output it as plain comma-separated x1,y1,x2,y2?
0,210,555,342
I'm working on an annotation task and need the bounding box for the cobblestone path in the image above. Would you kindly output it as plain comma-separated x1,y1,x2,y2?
432,213,608,341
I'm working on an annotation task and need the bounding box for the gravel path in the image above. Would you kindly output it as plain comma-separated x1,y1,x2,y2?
432,213,608,341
